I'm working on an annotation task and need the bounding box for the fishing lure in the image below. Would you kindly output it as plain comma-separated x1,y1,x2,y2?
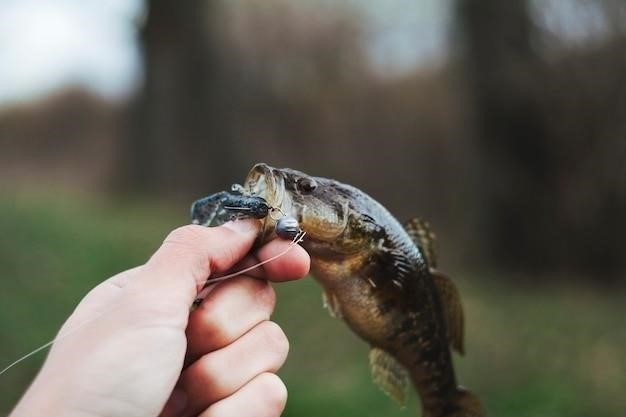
190,188,304,307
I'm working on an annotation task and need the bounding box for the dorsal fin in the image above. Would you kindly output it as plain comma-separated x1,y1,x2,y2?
431,270,465,355
404,217,438,268
404,218,464,354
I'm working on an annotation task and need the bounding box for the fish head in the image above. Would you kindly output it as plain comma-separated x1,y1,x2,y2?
244,163,352,245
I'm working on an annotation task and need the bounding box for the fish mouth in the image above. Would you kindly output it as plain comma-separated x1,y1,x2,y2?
243,163,293,243
244,163,286,210
190,164,294,240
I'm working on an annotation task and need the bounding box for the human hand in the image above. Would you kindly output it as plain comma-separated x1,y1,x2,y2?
9,220,310,417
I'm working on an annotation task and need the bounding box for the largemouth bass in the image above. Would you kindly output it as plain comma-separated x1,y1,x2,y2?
191,163,484,417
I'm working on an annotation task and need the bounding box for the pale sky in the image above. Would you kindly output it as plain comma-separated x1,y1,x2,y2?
0,0,604,107
0,0,455,107
0,0,144,106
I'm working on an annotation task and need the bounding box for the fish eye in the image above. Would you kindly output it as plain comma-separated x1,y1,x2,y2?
296,177,317,193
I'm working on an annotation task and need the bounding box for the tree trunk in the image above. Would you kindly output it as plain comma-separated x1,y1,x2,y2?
454,0,557,272
118,0,240,197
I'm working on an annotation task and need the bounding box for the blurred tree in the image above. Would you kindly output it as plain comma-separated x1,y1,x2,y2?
118,0,241,196
454,0,556,272
453,0,626,281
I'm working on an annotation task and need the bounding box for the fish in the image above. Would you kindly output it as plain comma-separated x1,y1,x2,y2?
191,163,484,417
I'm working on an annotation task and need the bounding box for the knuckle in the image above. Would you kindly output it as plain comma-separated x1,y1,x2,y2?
191,279,278,350
258,321,289,360
164,224,206,247
253,280,276,314
211,244,238,272
159,225,209,270
197,354,229,395
196,298,229,340
257,373,288,416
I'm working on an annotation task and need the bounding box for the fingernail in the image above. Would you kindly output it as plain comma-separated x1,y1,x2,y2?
223,219,259,234
161,388,187,417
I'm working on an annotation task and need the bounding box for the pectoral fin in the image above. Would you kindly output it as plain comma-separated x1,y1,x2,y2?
322,290,342,319
404,217,438,268
369,347,409,407
432,270,465,355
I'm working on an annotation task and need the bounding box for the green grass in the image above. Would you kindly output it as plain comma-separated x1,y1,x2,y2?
0,191,183,413
1,192,625,416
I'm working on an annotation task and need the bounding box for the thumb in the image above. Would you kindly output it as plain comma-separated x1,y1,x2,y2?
127,221,260,314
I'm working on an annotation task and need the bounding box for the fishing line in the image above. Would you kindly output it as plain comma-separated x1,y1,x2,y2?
1,343,54,377
0,302,120,376
192,230,306,306
1,229,306,377
201,230,306,286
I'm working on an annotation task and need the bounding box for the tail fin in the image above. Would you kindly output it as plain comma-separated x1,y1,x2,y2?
449,387,484,417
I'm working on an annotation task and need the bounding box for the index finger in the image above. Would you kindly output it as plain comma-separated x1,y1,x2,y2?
197,236,311,289
241,239,310,282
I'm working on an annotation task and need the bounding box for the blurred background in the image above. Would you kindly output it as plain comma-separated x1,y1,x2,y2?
1,0,625,415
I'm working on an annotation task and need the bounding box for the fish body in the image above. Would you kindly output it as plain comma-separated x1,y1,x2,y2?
191,163,484,417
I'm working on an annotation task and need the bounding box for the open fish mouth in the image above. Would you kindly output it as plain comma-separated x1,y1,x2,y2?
244,163,287,210
190,163,290,230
